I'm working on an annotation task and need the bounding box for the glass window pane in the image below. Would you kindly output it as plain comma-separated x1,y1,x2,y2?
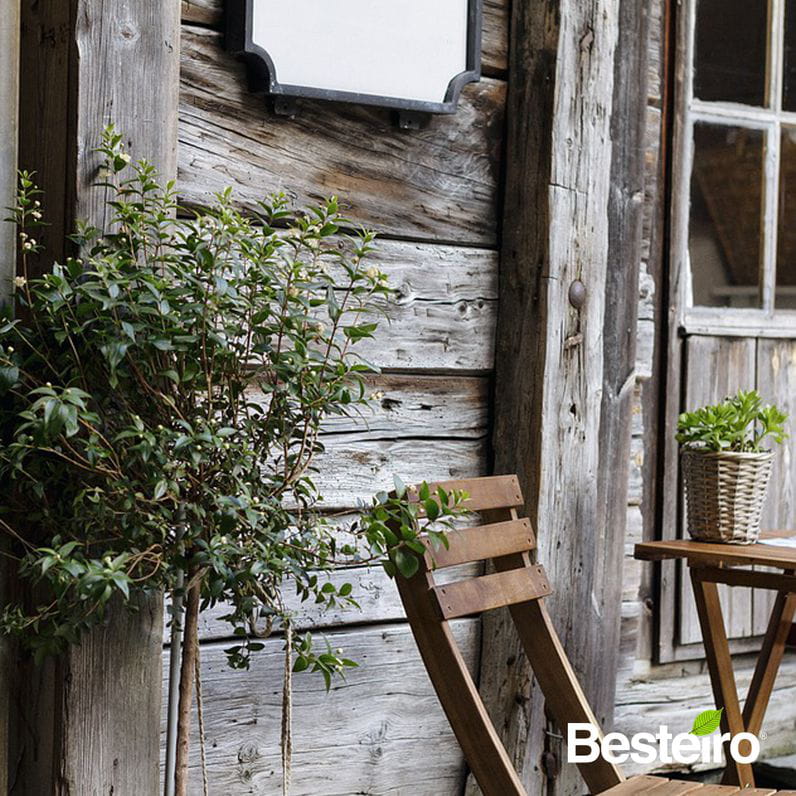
690,124,764,308
777,128,796,308
694,0,767,107
784,1,796,111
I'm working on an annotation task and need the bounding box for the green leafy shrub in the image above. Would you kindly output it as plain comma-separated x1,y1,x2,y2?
676,389,788,453
0,126,442,676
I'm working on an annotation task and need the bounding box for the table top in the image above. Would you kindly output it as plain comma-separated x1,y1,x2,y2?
635,531,796,569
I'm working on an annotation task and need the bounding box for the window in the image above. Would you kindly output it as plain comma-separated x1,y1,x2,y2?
674,0,796,320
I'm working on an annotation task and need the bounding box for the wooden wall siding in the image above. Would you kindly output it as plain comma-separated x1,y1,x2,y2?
174,1,508,791
162,621,480,795
180,0,509,78
179,26,505,246
679,337,757,644
754,339,796,633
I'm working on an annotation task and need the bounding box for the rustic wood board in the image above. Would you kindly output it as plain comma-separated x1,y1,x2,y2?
187,561,481,642
162,621,479,795
180,0,509,77
261,373,490,439
679,336,757,646
272,238,497,372
754,339,796,634
312,437,486,511
179,26,505,246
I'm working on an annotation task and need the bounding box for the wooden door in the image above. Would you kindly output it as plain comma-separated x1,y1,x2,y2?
658,0,796,661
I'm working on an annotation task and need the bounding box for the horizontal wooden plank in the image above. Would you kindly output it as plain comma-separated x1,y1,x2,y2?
693,567,796,593
319,374,490,439
161,620,479,795
180,0,509,77
433,564,551,619
424,518,535,569
179,26,505,246
636,537,796,570
410,474,523,514
185,561,481,642
327,238,498,371
313,437,487,511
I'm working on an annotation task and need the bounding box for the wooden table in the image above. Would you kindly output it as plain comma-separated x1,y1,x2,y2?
635,534,796,789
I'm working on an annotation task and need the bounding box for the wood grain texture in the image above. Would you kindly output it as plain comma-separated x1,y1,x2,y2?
320,373,491,438
433,565,552,619
18,0,73,273
423,518,535,569
14,3,180,793
755,339,796,632
313,437,486,510
484,0,623,792
190,560,481,641
397,547,526,796
73,2,180,232
689,573,754,787
0,5,19,788
181,0,510,77
162,621,480,795
179,26,505,246
679,336,757,646
0,0,19,304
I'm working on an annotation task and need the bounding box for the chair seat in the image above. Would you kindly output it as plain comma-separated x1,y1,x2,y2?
601,774,796,794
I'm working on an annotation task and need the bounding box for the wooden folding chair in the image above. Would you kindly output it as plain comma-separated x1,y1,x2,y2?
394,475,789,796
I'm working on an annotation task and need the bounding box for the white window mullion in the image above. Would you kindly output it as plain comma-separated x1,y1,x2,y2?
761,124,781,312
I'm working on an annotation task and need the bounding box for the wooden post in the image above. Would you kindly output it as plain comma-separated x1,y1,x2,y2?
478,0,649,792
0,4,20,789
12,2,180,792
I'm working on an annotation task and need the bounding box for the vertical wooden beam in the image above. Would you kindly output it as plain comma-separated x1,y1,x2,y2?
0,4,20,789
482,0,649,792
595,0,651,723
13,2,180,793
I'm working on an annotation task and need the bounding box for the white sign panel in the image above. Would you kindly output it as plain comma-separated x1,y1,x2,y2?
228,0,482,113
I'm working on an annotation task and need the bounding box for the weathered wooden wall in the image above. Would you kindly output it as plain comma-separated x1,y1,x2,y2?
171,4,506,792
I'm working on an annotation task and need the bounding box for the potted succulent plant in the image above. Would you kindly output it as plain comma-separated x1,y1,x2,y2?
677,389,788,545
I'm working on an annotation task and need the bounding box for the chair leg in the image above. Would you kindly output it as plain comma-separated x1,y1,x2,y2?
508,596,625,794
397,572,527,796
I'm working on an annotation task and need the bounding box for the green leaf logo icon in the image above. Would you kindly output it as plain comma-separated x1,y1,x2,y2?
690,708,724,736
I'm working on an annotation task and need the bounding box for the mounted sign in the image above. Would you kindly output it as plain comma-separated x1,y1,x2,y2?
226,0,482,116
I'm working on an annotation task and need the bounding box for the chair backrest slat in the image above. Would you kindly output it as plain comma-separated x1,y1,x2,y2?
433,564,552,620
423,518,536,569
413,474,524,514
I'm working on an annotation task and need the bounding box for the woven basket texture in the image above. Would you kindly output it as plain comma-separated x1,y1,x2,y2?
682,449,773,545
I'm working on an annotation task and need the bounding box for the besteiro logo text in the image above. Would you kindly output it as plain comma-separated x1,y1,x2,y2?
567,709,760,766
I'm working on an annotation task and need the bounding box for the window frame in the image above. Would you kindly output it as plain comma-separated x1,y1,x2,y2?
672,0,796,334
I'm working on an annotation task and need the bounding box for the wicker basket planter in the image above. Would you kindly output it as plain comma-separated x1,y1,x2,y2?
681,449,774,544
